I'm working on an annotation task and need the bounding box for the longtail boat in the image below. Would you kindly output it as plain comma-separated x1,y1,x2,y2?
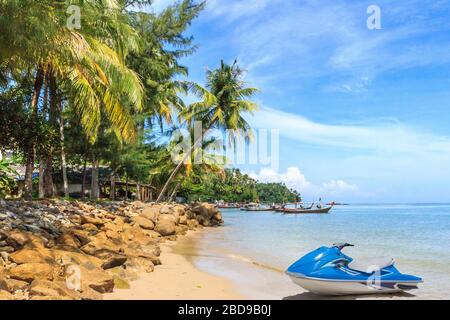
245,207,274,212
283,206,332,214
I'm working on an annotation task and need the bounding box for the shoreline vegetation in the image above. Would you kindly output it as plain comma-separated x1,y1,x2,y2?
0,199,223,300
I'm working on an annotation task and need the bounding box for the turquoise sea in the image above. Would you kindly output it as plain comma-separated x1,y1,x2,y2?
194,204,450,299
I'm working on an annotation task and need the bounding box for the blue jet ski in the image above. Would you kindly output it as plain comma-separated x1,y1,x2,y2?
286,243,422,295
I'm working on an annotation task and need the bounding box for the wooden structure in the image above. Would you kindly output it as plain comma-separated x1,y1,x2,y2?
103,181,156,202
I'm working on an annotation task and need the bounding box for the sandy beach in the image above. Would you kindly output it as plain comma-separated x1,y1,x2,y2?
105,228,304,300
104,230,246,300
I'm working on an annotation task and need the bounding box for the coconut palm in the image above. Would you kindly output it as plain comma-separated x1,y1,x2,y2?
156,60,258,202
0,0,144,199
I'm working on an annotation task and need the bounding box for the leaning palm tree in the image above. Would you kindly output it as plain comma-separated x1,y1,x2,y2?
156,60,258,202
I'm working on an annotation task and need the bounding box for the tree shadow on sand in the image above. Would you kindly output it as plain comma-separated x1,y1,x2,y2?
283,291,416,300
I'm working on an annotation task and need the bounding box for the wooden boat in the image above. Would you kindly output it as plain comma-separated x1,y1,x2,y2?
283,206,332,214
217,205,241,209
245,207,274,212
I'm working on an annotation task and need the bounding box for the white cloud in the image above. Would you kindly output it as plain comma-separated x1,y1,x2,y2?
249,167,311,191
249,106,450,156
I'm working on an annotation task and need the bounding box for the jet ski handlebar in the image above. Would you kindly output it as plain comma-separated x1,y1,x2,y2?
333,243,354,250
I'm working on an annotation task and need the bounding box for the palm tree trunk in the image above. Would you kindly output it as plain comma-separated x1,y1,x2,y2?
43,72,59,198
168,181,181,203
24,66,45,200
59,100,69,198
90,153,99,200
125,173,129,201
43,155,54,198
109,165,120,201
38,159,45,198
156,133,205,203
81,157,87,200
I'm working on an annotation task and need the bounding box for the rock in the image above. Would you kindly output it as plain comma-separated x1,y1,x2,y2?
112,276,130,289
71,229,91,246
124,257,155,273
29,279,80,299
80,215,104,226
80,287,103,300
132,216,154,230
101,254,127,270
5,231,29,249
80,237,122,257
79,265,114,293
159,206,173,215
0,231,7,241
103,222,123,233
56,233,81,249
179,215,187,225
155,215,176,236
140,207,159,222
55,250,103,270
0,246,14,253
0,252,9,262
187,219,199,229
9,248,56,265
29,283,60,297
0,290,14,300
6,231,46,249
0,278,29,292
213,211,223,222
9,263,56,283
81,223,98,232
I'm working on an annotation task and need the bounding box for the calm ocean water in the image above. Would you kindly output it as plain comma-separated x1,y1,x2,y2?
196,204,450,299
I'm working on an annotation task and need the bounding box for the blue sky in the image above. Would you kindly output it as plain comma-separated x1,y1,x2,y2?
146,0,450,203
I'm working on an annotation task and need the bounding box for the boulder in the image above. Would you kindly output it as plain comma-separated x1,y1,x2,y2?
0,278,29,292
101,254,127,270
0,290,14,300
81,223,98,232
140,207,159,222
80,215,104,226
29,279,80,299
187,219,199,229
56,233,81,249
179,215,188,225
80,237,122,257
124,257,154,273
6,231,46,249
79,265,114,293
103,222,123,233
132,216,155,230
9,248,55,265
80,287,103,300
155,215,176,236
9,263,56,283
71,229,91,246
0,246,14,253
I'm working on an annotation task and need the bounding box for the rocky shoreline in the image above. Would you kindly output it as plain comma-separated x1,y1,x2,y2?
0,199,223,300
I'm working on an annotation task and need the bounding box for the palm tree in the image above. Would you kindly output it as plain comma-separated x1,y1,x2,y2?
0,0,144,199
156,60,258,202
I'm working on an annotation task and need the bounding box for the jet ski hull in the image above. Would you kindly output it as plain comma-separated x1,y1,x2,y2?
287,273,421,295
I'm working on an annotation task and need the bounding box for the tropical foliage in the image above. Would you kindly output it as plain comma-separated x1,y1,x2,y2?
0,0,283,203
178,169,301,204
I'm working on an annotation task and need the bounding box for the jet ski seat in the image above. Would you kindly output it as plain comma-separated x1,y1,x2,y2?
348,257,394,273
